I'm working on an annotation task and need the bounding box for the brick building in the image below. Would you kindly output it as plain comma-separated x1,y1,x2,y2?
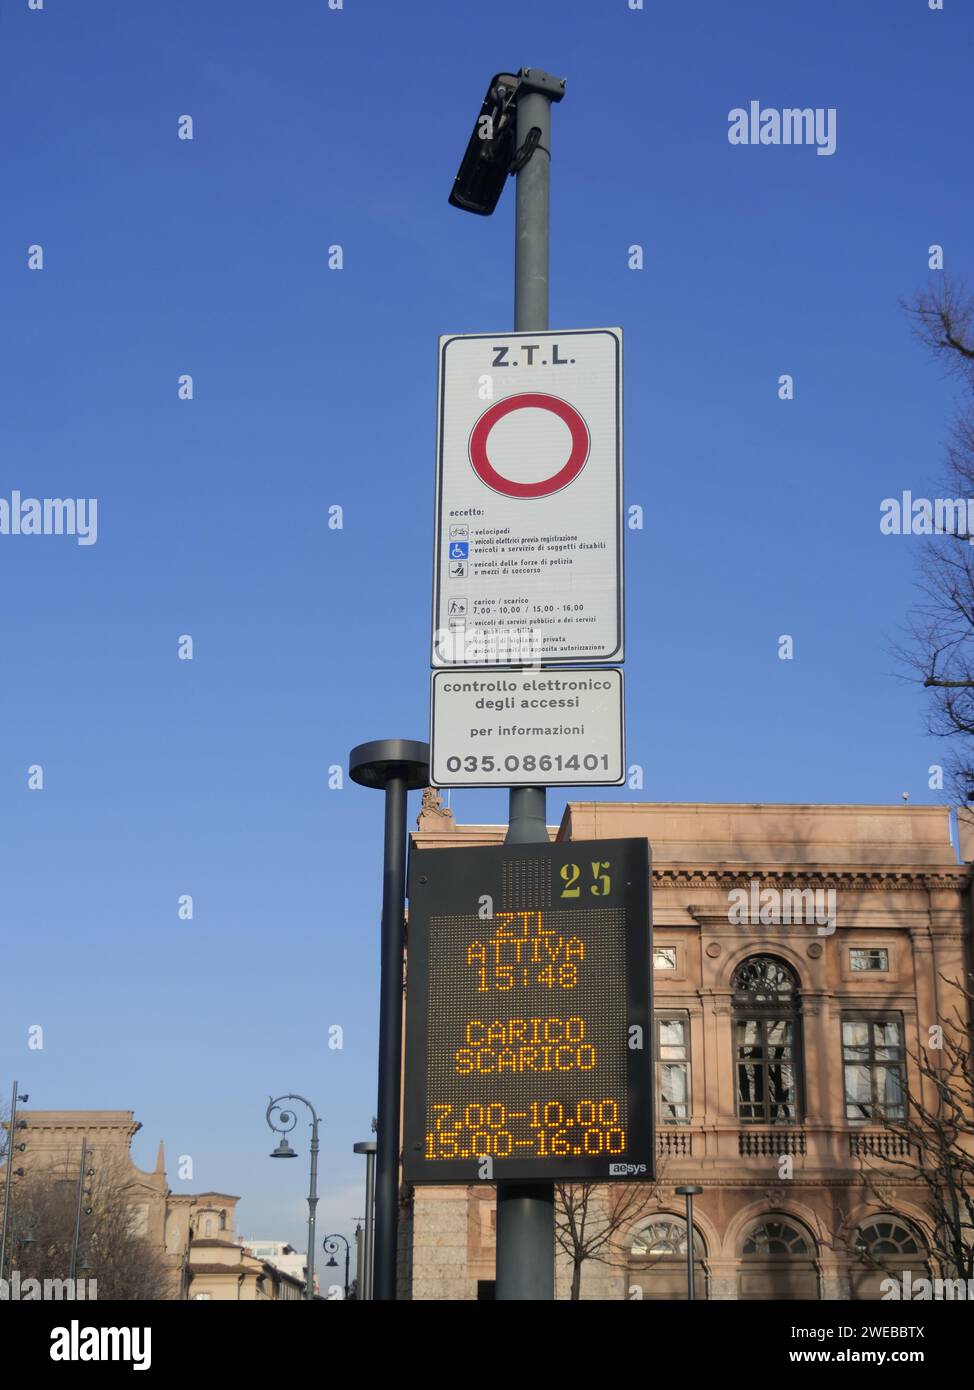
402,797,972,1300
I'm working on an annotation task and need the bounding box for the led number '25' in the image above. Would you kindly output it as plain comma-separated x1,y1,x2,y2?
559,861,611,898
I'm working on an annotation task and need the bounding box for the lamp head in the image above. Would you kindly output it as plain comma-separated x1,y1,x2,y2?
270,1138,298,1159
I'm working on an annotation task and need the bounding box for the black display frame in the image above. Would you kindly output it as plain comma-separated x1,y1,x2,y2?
403,837,653,1184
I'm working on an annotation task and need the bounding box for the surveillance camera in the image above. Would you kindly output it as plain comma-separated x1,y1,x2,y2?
448,73,521,216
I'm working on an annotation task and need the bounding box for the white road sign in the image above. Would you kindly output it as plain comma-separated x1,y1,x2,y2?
430,667,625,787
431,328,623,667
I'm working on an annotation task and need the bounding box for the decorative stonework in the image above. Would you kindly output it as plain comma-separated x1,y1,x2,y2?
417,787,456,831
665,868,967,891
709,1274,737,1300
705,942,722,958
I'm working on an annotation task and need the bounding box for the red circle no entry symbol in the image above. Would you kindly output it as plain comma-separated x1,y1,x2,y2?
468,393,590,498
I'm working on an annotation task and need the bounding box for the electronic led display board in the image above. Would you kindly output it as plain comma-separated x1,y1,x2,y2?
403,837,653,1184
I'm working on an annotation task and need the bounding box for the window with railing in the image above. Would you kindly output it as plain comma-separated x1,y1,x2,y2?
841,1015,905,1120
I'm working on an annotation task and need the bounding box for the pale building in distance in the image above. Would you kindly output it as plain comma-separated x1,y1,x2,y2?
239,1239,309,1288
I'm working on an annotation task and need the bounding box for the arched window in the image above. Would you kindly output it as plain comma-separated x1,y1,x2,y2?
738,1215,819,1300
628,1217,706,1300
742,1220,810,1256
733,955,802,1124
858,1218,922,1257
219,1210,227,1231
850,1216,928,1301
733,955,798,1004
204,1217,213,1237
631,1218,705,1258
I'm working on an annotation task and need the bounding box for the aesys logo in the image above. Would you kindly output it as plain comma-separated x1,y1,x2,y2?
609,1163,646,1176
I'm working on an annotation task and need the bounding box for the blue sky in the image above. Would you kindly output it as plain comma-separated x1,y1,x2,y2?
1,0,971,1259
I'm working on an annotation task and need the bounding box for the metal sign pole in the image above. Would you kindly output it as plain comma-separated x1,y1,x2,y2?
0,1081,22,1282
497,67,563,1301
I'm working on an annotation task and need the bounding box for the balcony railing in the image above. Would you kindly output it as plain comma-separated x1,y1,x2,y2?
657,1131,692,1157
738,1131,806,1157
849,1132,912,1159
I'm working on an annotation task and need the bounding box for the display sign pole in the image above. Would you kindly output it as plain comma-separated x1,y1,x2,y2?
499,68,562,1301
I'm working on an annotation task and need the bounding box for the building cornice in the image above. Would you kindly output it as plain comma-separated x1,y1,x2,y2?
652,866,969,891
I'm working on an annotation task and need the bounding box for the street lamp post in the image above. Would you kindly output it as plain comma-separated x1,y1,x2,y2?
266,1094,320,1301
0,1084,28,1283
349,740,429,1301
353,1139,377,1301
68,1138,95,1285
675,1185,703,1301
322,1233,351,1300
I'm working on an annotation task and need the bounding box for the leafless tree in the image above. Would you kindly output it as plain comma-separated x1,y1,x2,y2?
554,1167,666,1300
895,278,974,800
840,977,974,1281
8,1150,173,1299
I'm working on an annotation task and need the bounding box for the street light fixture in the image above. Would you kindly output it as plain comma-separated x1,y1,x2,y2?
265,1094,320,1301
352,1139,377,1301
675,1186,703,1301
322,1233,351,1300
348,740,429,1302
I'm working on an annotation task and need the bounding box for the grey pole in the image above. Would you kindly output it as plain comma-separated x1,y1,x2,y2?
266,1093,320,1300
496,68,566,1303
0,1082,25,1282
353,1139,377,1300
350,740,429,1301
307,1114,319,1299
676,1185,703,1301
68,1135,88,1284
513,72,556,333
506,69,560,851
376,772,406,1301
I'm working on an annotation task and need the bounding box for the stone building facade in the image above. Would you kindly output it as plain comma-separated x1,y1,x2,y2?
403,798,973,1300
2,1110,304,1299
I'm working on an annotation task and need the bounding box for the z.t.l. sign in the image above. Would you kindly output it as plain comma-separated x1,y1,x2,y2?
431,328,623,667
